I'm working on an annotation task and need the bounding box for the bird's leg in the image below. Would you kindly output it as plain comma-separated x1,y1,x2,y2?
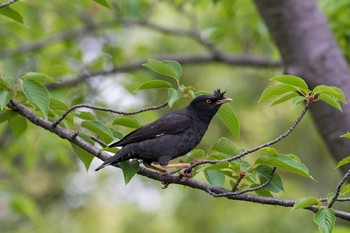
143,162,168,173
163,163,190,169
163,163,193,179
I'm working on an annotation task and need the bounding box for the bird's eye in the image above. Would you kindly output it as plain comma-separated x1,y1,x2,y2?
206,99,211,104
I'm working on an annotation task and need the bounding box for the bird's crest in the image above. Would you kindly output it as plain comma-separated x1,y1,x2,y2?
214,89,226,98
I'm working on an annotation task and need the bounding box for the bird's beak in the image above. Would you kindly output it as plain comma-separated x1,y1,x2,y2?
215,97,233,105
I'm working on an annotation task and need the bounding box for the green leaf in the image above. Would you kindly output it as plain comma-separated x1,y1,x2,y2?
204,169,225,186
120,160,140,184
0,110,17,124
0,88,13,110
135,80,172,92
291,196,321,211
113,116,142,129
217,103,240,139
255,165,284,193
211,137,239,156
94,0,111,8
81,120,114,143
162,60,182,80
10,194,40,220
143,59,182,80
318,94,342,111
270,75,309,92
341,132,350,139
49,98,68,111
270,92,299,106
20,72,58,84
314,208,336,233
75,111,96,120
71,142,94,171
313,85,346,103
167,88,182,107
255,154,313,179
22,79,50,118
292,96,306,107
0,6,24,24
9,115,27,138
326,193,335,205
258,84,298,103
258,147,279,155
336,155,350,168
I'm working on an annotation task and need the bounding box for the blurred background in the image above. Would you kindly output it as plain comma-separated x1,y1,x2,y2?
0,0,349,232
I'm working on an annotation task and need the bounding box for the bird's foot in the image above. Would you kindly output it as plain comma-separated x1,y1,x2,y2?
179,167,193,180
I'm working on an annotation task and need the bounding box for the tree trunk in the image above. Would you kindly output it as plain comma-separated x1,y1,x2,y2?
254,0,350,168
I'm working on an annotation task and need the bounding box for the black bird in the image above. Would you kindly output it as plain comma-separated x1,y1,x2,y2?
95,89,232,172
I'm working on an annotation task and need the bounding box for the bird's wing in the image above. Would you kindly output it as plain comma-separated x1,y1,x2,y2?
109,111,191,147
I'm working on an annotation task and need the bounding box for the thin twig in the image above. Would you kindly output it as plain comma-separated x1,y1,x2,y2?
328,168,350,208
0,0,18,8
207,167,277,197
52,102,168,128
320,197,350,202
186,101,311,172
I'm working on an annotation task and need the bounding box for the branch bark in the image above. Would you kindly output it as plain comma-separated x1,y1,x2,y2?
254,0,350,168
6,99,350,221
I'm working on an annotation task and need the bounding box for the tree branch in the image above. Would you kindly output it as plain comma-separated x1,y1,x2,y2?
52,102,168,128
6,99,350,221
0,0,18,8
328,168,350,208
47,54,281,89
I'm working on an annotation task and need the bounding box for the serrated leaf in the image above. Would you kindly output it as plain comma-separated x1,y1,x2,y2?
75,111,96,120
143,59,182,80
0,6,24,24
255,154,313,179
318,94,342,111
167,88,182,107
326,192,335,205
20,72,58,84
211,137,239,156
258,147,279,155
217,103,240,139
314,208,336,233
135,80,172,92
0,110,17,124
270,75,309,92
94,0,111,8
22,79,50,119
0,88,13,110
49,98,68,111
81,120,114,143
204,169,225,186
336,155,350,168
258,84,298,103
291,196,321,211
0,75,12,90
9,115,27,138
71,143,94,171
162,60,182,80
120,160,140,184
113,116,142,129
255,165,284,193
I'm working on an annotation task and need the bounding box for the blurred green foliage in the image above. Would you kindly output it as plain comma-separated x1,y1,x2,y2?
0,0,349,233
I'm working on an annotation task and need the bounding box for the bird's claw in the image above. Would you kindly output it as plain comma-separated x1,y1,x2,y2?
179,167,194,179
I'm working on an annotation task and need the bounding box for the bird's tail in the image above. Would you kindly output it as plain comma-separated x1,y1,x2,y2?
95,149,128,171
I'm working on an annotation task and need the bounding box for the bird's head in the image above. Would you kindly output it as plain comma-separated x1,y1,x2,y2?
188,89,232,122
